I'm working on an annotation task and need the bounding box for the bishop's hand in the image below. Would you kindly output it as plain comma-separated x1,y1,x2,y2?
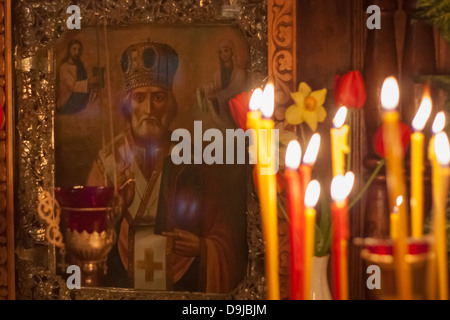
118,163,135,210
162,228,201,257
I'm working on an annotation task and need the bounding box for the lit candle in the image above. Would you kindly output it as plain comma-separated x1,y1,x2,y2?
428,112,446,172
331,107,350,177
380,76,411,300
284,140,304,300
247,88,263,167
304,180,320,300
300,133,321,202
298,133,320,300
257,83,280,300
432,132,450,300
390,196,402,241
410,95,432,238
427,111,445,300
330,172,354,300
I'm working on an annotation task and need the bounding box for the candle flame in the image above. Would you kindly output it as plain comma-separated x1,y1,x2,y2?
396,195,403,207
432,111,446,134
381,77,400,111
392,196,403,214
304,180,320,208
331,172,354,202
285,140,302,170
345,171,355,190
435,132,450,166
249,88,263,112
333,106,348,129
303,133,321,165
261,83,274,118
412,96,432,131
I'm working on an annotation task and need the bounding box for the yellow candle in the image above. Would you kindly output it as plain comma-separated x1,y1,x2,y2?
410,96,432,238
256,84,280,300
390,196,402,241
428,112,446,179
390,212,398,241
426,112,445,300
304,180,320,300
331,107,350,177
247,88,263,166
432,132,450,300
380,77,412,300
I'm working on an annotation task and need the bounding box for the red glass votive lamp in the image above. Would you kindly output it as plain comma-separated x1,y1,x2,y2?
55,186,114,233
361,237,431,300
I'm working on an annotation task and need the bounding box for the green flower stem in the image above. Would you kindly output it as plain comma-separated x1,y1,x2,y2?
300,123,307,148
278,200,290,224
348,158,386,211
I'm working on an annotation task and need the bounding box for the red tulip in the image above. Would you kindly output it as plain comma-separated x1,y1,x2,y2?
229,91,251,131
334,70,366,109
373,122,412,158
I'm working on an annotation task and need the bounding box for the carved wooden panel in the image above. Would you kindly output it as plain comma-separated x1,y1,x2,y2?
268,0,296,111
268,0,366,300
0,0,12,301
267,0,296,300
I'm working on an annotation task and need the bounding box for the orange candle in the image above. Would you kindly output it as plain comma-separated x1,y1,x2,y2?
380,77,411,300
304,180,320,300
330,172,354,300
410,95,432,238
284,140,304,300
256,84,280,300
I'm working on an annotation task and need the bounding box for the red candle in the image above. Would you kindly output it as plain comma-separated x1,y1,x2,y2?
285,140,304,300
330,172,354,300
301,134,321,202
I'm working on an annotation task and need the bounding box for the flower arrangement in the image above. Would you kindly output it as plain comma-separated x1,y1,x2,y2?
228,71,421,265
279,71,368,258
229,64,450,300
229,70,371,258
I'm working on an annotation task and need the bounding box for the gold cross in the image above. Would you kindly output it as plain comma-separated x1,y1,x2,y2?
137,248,163,282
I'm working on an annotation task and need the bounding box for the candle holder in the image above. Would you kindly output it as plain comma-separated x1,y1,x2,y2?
359,237,433,300
54,186,118,287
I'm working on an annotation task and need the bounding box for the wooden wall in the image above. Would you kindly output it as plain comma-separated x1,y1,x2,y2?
296,0,366,301
271,0,450,300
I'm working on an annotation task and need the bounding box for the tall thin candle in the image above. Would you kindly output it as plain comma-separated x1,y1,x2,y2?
426,111,445,300
304,180,320,300
432,132,450,300
299,133,320,299
257,83,280,300
410,95,432,238
301,134,321,200
390,196,402,241
284,140,304,300
330,172,354,300
247,88,263,167
331,107,349,177
380,77,411,300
